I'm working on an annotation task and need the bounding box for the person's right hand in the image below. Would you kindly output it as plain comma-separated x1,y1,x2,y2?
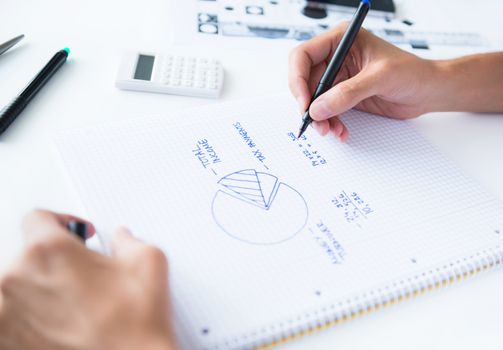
289,22,439,141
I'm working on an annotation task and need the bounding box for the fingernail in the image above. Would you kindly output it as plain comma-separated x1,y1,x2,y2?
310,98,331,120
340,127,349,143
87,222,96,234
333,121,343,137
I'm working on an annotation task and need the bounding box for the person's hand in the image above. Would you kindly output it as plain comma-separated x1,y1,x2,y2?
289,22,439,141
0,209,177,350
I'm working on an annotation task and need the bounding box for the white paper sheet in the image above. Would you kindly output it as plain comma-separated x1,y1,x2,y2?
56,94,503,349
168,0,488,57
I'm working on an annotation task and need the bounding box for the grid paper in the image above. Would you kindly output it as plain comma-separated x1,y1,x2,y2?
56,94,503,350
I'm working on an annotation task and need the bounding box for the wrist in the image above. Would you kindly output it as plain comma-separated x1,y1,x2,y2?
424,58,478,113
418,59,455,114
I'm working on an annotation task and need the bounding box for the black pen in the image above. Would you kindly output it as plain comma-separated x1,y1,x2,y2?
297,1,370,138
0,47,70,136
67,220,88,242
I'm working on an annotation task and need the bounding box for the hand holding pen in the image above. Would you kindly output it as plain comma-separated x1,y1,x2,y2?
295,0,371,139
291,0,440,141
0,209,177,350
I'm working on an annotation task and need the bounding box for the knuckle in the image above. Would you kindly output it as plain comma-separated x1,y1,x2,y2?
0,272,20,296
336,82,357,104
22,208,61,237
141,245,167,267
287,76,296,91
24,208,52,222
40,234,72,254
288,76,302,93
359,26,371,39
288,47,305,69
24,241,50,261
289,44,308,65
289,46,305,65
326,85,353,112
288,46,298,61
338,81,355,95
374,60,391,74
334,21,350,32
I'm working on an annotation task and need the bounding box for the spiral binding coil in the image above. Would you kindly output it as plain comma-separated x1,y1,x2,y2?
246,245,503,350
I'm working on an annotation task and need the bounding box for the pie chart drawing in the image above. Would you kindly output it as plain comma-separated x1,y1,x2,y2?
211,169,308,245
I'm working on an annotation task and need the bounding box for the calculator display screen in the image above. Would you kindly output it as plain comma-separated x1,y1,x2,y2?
134,55,155,81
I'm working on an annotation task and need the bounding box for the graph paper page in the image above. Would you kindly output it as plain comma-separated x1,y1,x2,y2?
56,95,503,349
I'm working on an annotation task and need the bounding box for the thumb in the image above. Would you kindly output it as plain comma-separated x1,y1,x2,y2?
22,209,96,245
111,226,147,261
309,70,378,121
111,227,168,281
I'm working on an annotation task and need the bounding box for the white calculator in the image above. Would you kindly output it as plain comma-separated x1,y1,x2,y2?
116,51,224,98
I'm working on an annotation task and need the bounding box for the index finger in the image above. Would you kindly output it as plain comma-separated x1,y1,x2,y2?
288,24,347,110
22,209,96,245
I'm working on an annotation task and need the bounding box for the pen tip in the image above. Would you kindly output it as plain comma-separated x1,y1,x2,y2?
297,124,308,139
63,47,70,55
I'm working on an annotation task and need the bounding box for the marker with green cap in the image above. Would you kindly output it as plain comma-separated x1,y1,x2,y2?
0,47,71,136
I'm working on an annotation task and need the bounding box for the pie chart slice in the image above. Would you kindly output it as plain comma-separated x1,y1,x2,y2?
212,170,308,245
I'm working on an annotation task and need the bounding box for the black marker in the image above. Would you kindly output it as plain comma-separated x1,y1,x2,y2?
67,220,88,242
297,1,370,138
0,47,70,136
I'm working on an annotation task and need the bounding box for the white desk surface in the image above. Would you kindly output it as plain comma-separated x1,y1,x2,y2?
1,0,502,349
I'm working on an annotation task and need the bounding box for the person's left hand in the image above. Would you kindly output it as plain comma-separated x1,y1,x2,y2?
0,209,177,350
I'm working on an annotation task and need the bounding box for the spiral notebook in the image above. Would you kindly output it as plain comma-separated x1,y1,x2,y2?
55,95,503,350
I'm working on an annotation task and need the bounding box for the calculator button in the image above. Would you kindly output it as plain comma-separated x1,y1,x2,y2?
182,80,193,87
